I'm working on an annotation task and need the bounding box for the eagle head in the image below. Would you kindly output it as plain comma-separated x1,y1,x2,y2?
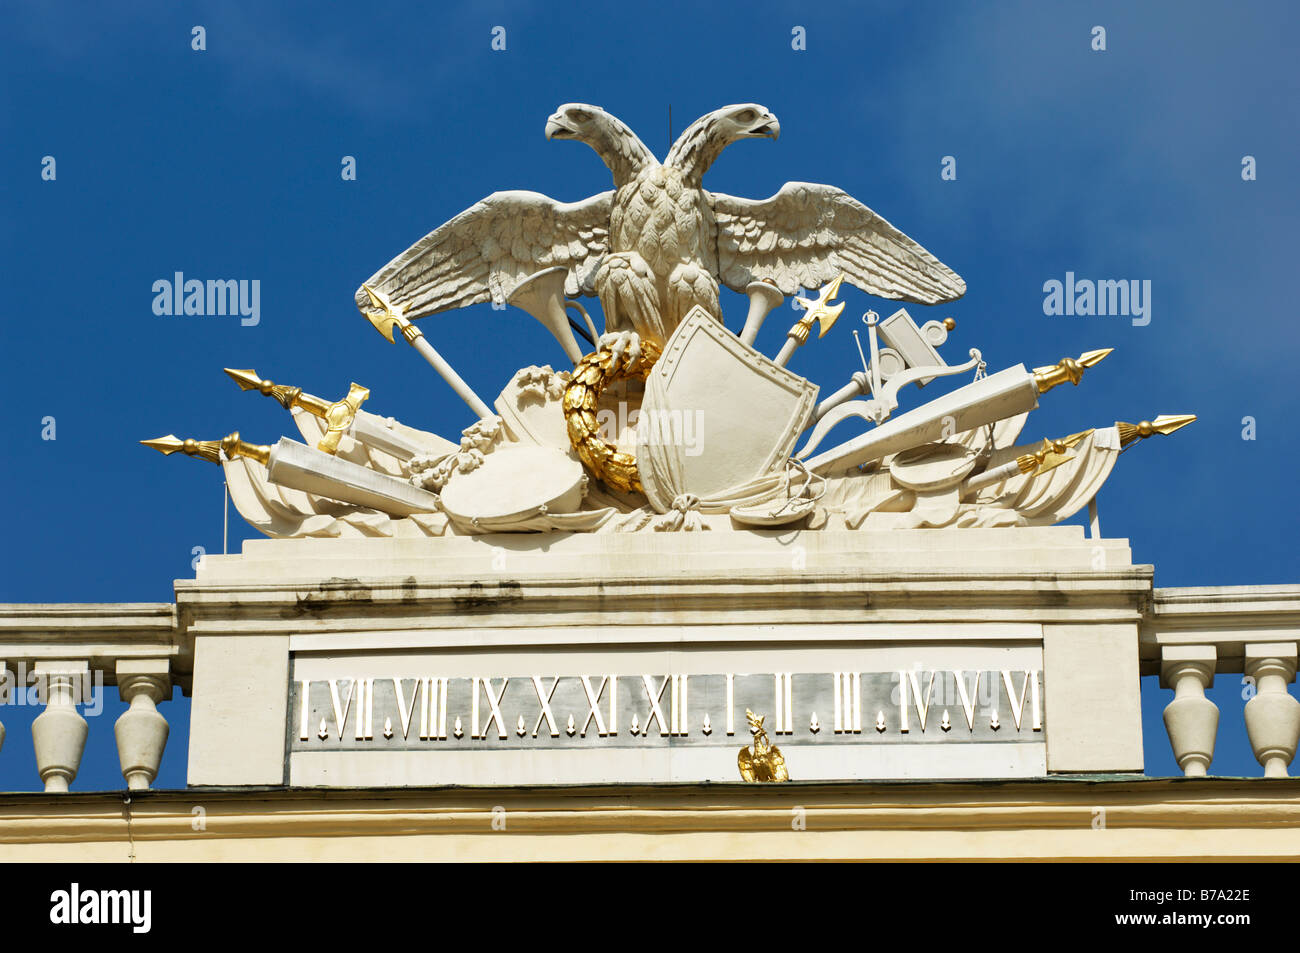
545,103,606,141
664,104,781,182
546,103,656,186
711,104,781,144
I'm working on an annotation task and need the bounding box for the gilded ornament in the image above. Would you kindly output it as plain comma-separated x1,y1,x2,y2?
737,709,789,782
561,339,662,494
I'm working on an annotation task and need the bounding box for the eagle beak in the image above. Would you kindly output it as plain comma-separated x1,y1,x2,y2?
756,116,780,140
545,115,571,140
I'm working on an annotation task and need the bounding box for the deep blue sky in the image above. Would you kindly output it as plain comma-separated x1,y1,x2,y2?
1,1,1296,788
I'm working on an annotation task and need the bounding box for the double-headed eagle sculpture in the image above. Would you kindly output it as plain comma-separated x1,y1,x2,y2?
355,102,966,354
146,99,1195,542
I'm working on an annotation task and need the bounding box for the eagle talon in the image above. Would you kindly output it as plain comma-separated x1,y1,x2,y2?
599,330,642,371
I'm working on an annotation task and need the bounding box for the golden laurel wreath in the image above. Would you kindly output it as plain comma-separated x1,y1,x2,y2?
562,341,661,495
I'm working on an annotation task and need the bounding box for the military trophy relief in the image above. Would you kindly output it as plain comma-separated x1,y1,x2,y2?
144,103,1194,538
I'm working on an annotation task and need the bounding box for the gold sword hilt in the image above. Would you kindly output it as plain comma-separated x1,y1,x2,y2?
224,368,369,455
1014,429,1093,476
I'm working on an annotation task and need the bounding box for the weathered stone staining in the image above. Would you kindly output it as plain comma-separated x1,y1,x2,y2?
174,525,1130,787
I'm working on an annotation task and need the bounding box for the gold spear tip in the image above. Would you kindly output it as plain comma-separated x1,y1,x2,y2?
224,366,309,411
808,274,847,338
1078,347,1113,368
1117,414,1197,448
141,434,223,464
361,283,389,312
140,431,273,465
817,300,847,337
223,367,265,392
360,283,404,344
141,435,185,455
1150,413,1198,434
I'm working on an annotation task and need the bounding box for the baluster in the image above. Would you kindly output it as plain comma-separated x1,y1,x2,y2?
1160,646,1217,777
1244,643,1300,778
0,662,8,755
31,661,90,793
114,660,171,790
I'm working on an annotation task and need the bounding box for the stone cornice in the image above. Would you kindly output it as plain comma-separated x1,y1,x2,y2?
0,778,1297,861
1139,585,1300,673
0,603,182,679
6,580,1297,687
175,567,1155,635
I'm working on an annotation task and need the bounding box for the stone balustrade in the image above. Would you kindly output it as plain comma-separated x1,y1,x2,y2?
1143,586,1300,778
0,584,1297,790
0,604,184,793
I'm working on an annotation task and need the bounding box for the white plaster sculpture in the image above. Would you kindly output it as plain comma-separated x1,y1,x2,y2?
356,103,963,357
151,102,1192,539
636,308,818,512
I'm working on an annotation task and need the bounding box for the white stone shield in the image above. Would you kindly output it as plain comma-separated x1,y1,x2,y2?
636,307,819,512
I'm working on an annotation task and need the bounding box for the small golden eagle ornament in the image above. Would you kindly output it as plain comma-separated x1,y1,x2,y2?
737,709,789,782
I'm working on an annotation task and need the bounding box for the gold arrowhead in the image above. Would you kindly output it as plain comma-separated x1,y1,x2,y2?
141,432,271,466
809,273,846,338
223,367,308,412
141,434,222,464
787,274,847,348
360,284,418,345
223,367,265,392
141,434,183,454
1117,414,1197,448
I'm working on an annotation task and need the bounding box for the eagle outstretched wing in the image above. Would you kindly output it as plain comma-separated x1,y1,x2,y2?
353,190,613,319
709,182,966,305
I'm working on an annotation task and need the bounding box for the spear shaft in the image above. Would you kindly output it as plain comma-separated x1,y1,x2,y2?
360,285,493,419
